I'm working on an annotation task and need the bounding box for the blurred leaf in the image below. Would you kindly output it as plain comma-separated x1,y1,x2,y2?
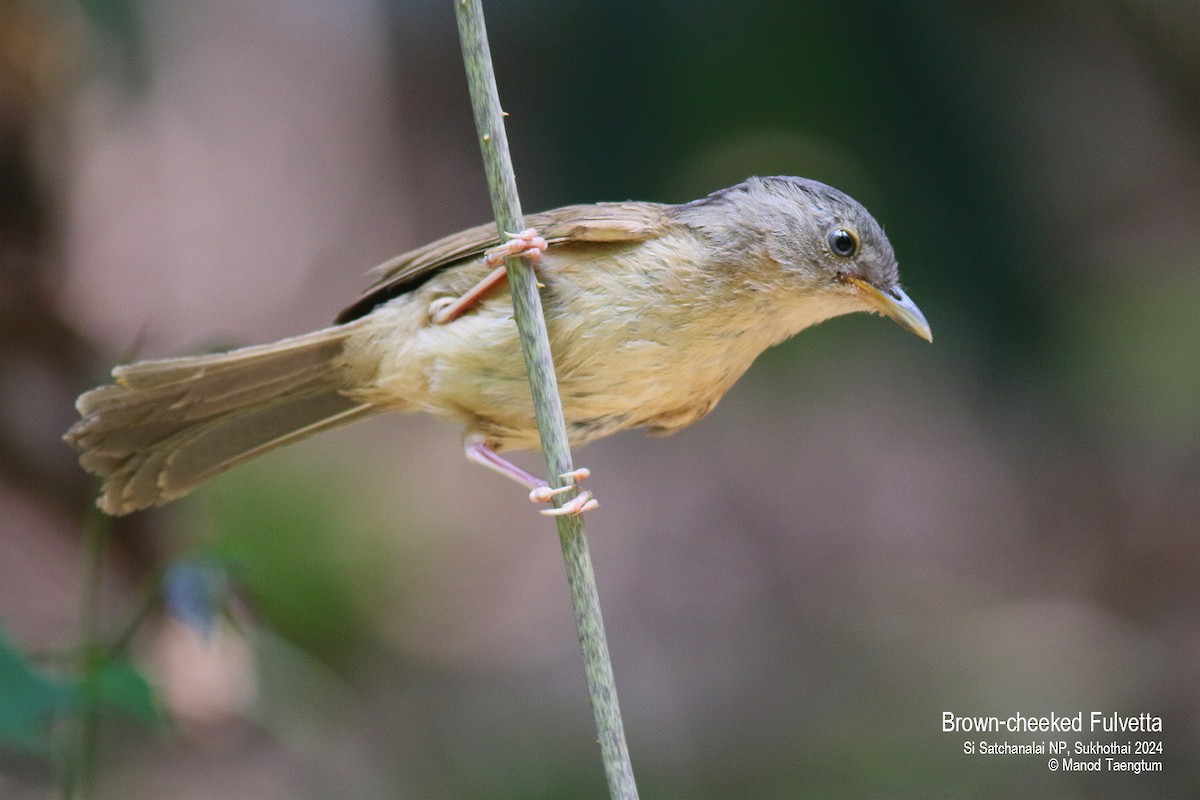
76,0,150,90
203,461,375,660
0,626,73,751
86,656,162,727
0,627,163,755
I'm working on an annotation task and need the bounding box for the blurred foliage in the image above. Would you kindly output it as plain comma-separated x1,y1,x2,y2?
74,0,149,89
0,627,74,752
0,625,160,753
198,460,384,663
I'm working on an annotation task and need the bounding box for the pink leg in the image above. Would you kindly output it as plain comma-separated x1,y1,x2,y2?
464,436,597,516
428,229,548,325
428,266,507,324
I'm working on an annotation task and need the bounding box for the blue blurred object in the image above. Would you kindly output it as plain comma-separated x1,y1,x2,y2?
163,559,233,640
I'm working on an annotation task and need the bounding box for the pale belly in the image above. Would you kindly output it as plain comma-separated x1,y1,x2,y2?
348,293,768,450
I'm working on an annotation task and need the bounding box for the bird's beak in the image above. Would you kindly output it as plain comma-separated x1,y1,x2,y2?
848,278,933,343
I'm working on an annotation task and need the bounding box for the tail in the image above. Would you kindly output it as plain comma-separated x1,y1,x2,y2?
66,325,379,516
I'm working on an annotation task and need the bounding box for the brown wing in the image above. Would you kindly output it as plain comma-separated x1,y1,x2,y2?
335,201,672,323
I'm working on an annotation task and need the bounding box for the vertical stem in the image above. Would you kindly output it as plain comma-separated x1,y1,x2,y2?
65,511,109,799
453,3,638,798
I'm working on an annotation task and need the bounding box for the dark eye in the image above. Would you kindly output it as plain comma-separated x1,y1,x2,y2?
828,228,859,258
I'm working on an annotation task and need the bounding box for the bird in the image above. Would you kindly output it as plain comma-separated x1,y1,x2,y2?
66,176,931,517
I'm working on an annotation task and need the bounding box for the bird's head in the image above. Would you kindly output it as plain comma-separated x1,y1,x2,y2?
686,176,932,342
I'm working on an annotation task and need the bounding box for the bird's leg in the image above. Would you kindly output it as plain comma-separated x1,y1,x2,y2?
428,229,548,324
464,435,597,516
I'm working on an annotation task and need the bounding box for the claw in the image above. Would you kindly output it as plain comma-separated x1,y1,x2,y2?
427,296,457,324
464,436,596,516
431,229,549,324
483,228,548,267
528,468,592,503
540,490,598,516
528,468,595,515
529,484,573,503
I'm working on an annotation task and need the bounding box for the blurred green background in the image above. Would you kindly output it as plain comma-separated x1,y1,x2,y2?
0,1,1196,798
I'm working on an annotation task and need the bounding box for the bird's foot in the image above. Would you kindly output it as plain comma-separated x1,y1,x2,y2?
465,438,597,516
483,228,547,268
428,229,548,324
528,468,597,516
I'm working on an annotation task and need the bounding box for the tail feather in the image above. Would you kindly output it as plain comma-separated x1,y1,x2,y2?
67,326,380,515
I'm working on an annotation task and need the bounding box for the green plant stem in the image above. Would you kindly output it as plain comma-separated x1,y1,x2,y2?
107,567,164,658
453,3,638,798
66,511,109,800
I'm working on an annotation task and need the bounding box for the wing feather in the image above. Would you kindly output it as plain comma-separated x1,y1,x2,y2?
335,201,671,323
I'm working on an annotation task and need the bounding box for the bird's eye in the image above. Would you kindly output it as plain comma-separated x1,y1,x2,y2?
828,228,859,258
